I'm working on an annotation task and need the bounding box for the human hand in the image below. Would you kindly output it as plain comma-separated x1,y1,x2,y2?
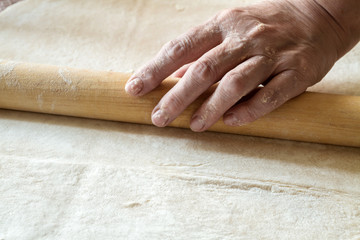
125,0,359,132
0,0,22,12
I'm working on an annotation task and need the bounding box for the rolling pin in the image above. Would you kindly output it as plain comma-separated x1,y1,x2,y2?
0,60,359,147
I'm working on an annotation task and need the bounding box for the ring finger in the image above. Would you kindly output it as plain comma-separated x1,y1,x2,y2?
152,38,251,127
190,55,275,131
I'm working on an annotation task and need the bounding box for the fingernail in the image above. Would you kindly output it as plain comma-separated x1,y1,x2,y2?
224,113,243,126
152,109,170,127
125,78,143,95
190,115,205,132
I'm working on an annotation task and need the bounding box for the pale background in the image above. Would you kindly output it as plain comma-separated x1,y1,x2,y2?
0,0,359,239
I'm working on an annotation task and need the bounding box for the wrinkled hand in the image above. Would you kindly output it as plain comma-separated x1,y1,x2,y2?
125,0,354,132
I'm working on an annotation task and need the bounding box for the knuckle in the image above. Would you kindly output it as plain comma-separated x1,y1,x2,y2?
261,55,275,65
221,73,246,97
286,51,319,83
216,8,239,22
264,46,277,58
163,92,184,114
223,37,250,58
218,87,235,103
286,70,312,90
260,87,293,108
241,104,259,122
250,22,272,38
138,65,158,85
261,89,279,107
162,37,191,62
202,18,221,35
192,58,218,80
256,22,267,32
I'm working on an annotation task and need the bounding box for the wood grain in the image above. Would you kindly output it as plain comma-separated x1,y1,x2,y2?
0,61,359,147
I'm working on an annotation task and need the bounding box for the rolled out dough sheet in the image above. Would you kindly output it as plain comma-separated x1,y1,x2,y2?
0,0,359,239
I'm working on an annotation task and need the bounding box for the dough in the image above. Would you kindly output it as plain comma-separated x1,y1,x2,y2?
0,0,359,239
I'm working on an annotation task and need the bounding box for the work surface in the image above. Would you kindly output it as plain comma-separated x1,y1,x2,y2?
0,0,360,239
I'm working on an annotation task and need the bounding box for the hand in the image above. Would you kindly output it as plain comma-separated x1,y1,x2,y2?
0,0,22,12
125,0,359,132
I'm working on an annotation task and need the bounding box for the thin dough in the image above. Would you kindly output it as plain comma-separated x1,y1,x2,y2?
0,0,359,239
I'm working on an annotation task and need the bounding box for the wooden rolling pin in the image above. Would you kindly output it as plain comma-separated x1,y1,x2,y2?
0,60,359,147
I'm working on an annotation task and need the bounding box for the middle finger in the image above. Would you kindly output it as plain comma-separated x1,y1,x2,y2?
151,38,251,127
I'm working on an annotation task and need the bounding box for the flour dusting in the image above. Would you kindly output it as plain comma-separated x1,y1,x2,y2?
37,93,44,110
175,4,185,11
58,68,72,85
1,0,360,239
51,101,56,112
0,61,18,81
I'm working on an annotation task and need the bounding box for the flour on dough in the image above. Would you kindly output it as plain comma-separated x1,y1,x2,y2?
0,0,359,239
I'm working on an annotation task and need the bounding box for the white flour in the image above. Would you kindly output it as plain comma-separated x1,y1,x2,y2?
0,0,359,239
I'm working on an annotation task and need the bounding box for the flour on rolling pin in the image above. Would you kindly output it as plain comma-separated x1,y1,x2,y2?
0,61,81,113
0,61,359,147
0,60,18,80
0,60,21,88
58,67,77,91
58,67,72,85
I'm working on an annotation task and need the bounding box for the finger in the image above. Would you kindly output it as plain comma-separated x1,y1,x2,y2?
125,21,223,96
190,55,275,132
172,63,192,78
223,70,308,126
151,38,251,127
238,86,262,104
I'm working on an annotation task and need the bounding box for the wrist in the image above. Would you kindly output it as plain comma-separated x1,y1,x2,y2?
281,0,360,62
312,0,360,56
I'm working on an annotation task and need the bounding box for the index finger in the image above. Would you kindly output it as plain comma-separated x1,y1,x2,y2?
125,21,223,96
